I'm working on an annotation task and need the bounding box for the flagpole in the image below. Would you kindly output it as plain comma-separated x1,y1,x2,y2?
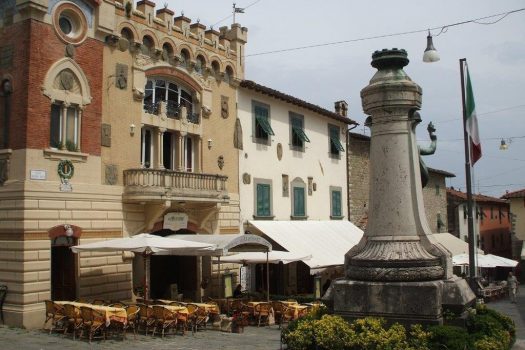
460,58,477,280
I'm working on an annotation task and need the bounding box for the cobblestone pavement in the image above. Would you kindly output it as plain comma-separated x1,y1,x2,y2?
487,292,525,350
0,325,283,350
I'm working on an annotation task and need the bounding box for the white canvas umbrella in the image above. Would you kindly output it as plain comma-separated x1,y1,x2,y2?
218,251,312,264
452,253,498,268
71,233,216,300
484,254,519,267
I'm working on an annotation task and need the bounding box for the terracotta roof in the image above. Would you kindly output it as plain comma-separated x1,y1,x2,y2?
348,132,370,140
501,189,525,199
240,80,358,125
447,187,509,204
428,168,455,178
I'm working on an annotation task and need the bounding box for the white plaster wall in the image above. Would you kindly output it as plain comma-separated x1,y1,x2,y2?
457,204,481,244
237,89,348,223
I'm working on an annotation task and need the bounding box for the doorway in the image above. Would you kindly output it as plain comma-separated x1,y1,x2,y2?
51,236,78,300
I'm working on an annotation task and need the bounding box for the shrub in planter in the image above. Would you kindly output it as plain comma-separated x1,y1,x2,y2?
314,315,354,350
474,330,511,350
427,325,472,350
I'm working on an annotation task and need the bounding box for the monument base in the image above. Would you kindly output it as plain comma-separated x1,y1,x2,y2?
332,279,445,326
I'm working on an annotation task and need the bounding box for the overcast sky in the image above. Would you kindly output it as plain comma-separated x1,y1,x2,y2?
165,0,525,197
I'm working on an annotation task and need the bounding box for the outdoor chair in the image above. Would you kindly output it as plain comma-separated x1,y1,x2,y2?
0,285,6,324
91,299,106,305
137,303,155,335
151,305,177,338
279,304,295,329
271,301,284,326
124,304,140,339
254,302,271,327
43,300,67,334
187,304,207,334
80,306,106,343
109,302,127,308
63,304,83,340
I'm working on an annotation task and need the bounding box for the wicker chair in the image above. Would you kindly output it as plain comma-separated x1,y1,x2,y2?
124,305,140,339
137,303,155,335
80,306,106,343
91,299,106,305
151,305,177,338
63,304,83,340
254,302,271,327
43,300,67,334
187,304,207,334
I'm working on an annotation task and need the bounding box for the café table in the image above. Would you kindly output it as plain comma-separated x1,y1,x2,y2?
55,301,128,326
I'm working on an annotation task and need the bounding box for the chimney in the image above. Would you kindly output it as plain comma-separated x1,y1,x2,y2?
334,100,348,117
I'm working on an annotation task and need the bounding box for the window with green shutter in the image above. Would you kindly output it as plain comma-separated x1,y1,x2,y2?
329,124,344,156
254,104,274,140
331,190,342,217
290,114,310,149
293,186,305,217
256,183,271,217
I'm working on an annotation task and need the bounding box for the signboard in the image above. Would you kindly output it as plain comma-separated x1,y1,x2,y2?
30,170,47,180
163,212,188,231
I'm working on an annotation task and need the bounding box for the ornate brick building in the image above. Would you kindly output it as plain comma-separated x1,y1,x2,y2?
0,0,246,327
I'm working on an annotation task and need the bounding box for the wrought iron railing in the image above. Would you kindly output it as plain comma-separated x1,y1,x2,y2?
166,101,181,119
187,112,200,124
143,101,158,115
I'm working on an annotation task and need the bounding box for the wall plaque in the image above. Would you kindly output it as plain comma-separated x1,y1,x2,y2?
105,164,118,185
163,212,188,231
30,169,47,180
116,63,128,89
101,123,111,147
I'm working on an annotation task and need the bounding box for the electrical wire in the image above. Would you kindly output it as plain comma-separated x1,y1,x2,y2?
211,0,262,28
245,8,525,57
436,104,525,124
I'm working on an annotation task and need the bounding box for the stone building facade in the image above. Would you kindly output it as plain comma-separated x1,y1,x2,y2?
347,132,454,233
501,189,525,261
0,0,246,327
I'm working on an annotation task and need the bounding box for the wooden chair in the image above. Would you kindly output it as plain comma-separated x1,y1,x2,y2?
137,303,155,335
63,303,83,340
91,299,106,305
254,302,271,327
109,302,127,308
271,301,284,327
124,304,140,339
280,304,295,329
80,306,106,343
43,300,67,334
151,305,177,338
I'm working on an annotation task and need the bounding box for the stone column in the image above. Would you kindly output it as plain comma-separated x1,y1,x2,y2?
158,128,166,169
176,132,185,171
329,49,475,326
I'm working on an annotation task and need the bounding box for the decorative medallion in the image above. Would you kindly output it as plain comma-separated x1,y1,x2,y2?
65,44,75,58
217,155,224,170
105,164,118,185
242,173,251,184
57,159,74,192
221,95,229,119
277,143,283,161
118,37,129,52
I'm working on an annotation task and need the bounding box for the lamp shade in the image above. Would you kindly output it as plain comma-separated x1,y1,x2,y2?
500,139,508,150
423,34,440,63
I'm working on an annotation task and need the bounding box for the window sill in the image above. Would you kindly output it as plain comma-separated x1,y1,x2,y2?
44,148,88,163
329,153,341,160
330,215,345,220
0,149,12,160
252,137,271,146
253,215,275,220
290,215,308,220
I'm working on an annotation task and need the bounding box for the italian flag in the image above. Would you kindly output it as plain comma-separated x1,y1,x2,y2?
466,67,482,164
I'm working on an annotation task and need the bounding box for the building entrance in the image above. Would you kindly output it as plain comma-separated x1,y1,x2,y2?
51,236,77,300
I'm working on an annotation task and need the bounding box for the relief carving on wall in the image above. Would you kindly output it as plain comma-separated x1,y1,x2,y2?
105,164,118,185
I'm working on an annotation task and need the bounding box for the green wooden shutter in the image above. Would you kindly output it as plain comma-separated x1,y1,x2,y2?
331,190,342,217
257,184,271,216
293,187,305,217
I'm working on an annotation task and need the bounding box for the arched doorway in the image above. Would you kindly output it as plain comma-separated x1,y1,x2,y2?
48,225,81,300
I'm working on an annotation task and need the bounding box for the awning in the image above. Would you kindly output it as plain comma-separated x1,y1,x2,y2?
247,220,363,269
432,232,484,256
217,251,311,264
163,233,272,256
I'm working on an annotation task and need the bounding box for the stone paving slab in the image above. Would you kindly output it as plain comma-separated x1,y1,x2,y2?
0,325,283,350
482,291,525,350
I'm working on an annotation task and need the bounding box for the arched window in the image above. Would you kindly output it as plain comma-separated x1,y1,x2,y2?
143,78,193,119
195,55,205,75
121,27,134,42
162,43,173,61
180,49,190,68
0,79,12,149
224,66,234,83
142,35,154,54
211,61,220,77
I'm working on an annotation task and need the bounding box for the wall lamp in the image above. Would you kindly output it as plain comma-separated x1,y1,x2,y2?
130,123,136,136
208,139,213,149
500,138,509,150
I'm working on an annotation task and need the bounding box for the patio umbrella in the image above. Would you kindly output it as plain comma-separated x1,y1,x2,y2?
71,233,216,300
484,254,519,268
452,253,498,268
216,251,312,302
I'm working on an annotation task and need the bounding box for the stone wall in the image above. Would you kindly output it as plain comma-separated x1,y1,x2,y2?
422,172,448,233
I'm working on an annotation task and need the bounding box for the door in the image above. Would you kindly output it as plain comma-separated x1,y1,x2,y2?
51,237,77,300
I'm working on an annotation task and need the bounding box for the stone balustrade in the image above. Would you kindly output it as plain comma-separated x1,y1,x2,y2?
123,168,228,201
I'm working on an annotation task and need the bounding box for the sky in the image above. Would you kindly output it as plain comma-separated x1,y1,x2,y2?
164,0,525,198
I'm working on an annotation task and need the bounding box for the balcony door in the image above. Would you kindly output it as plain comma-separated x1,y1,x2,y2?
163,131,175,170
141,128,152,168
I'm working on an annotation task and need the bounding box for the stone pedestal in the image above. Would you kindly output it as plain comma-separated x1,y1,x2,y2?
328,49,475,326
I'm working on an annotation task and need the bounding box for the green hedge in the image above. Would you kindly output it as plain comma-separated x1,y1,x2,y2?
282,304,515,350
